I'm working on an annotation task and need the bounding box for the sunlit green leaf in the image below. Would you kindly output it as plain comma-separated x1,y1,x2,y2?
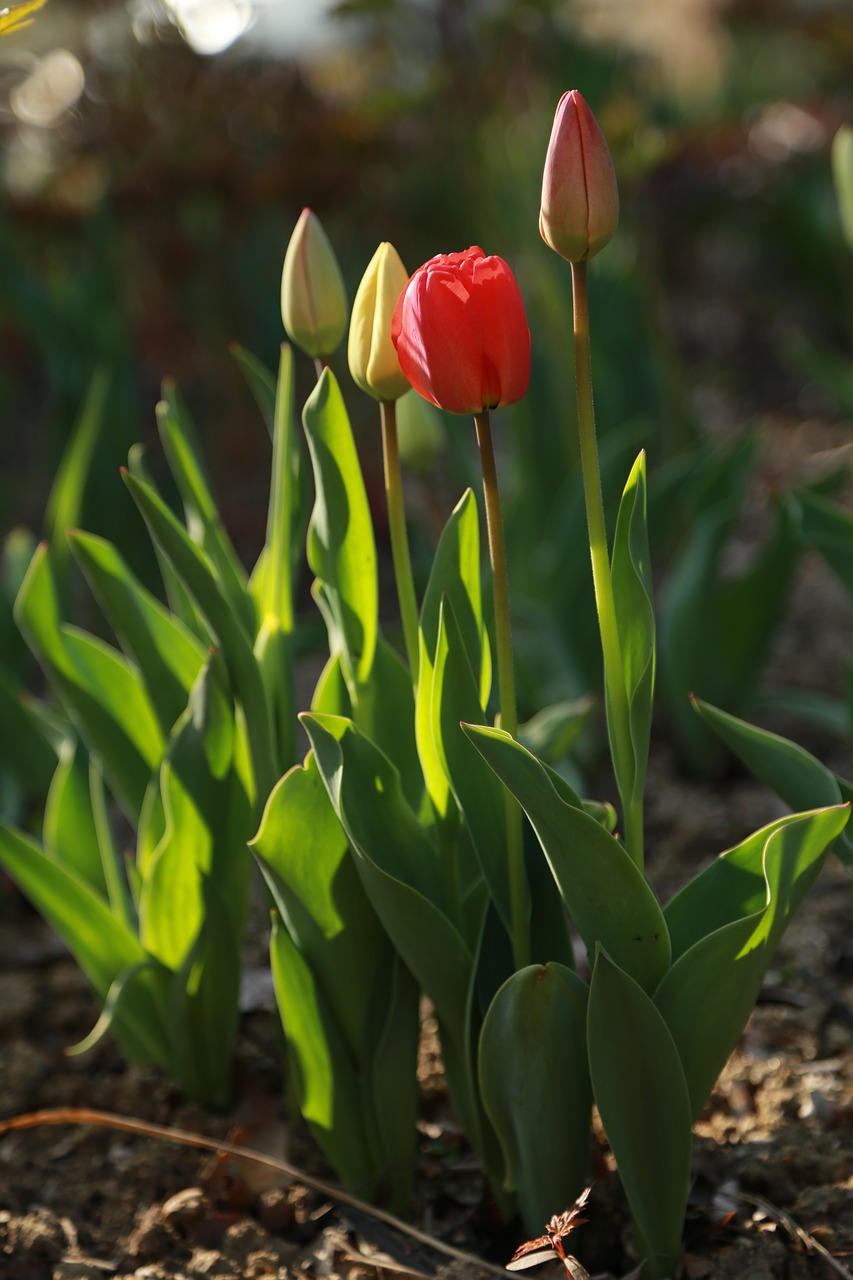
302,369,377,690
610,451,654,812
658,803,848,1117
69,529,206,735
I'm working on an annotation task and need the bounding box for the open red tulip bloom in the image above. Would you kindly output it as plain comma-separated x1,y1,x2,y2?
391,247,531,415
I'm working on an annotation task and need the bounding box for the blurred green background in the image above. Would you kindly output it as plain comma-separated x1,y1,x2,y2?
1,0,852,773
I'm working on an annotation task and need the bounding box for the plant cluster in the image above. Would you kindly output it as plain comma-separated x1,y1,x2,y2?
2,82,851,1280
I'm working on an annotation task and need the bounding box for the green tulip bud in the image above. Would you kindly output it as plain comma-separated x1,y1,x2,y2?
280,208,347,359
348,242,411,402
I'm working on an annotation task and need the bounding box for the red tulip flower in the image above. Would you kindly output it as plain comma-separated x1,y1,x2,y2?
391,247,531,416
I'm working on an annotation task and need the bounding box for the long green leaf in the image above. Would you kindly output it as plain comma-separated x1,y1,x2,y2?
610,451,654,813
16,543,164,821
157,381,255,639
230,342,276,437
464,726,670,993
69,529,206,734
122,468,277,805
657,803,848,1118
140,659,250,969
363,954,420,1215
170,879,241,1111
479,963,591,1231
588,950,693,1280
43,739,104,893
691,696,852,867
433,598,512,935
416,490,490,823
303,712,473,1050
0,822,170,1067
44,369,109,584
270,914,378,1197
252,751,383,1057
302,369,378,690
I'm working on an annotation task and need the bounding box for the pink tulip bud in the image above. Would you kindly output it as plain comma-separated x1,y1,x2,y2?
540,90,619,263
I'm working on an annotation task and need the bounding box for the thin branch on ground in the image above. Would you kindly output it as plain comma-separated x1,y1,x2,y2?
0,1107,508,1277
734,1190,853,1280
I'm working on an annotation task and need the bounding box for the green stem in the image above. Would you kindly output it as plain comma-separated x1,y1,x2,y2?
474,410,529,970
571,261,643,867
381,399,420,682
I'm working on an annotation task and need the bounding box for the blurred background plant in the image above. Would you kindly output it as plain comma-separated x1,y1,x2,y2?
1,0,852,796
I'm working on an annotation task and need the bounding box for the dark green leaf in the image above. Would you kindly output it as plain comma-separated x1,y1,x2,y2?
464,726,670,993
479,963,591,1231
588,950,692,1280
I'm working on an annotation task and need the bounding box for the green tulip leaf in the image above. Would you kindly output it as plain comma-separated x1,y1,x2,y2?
69,529,207,735
252,750,383,1057
303,712,473,1047
464,725,670,993
44,370,109,584
351,638,424,817
479,963,591,1231
0,821,170,1067
43,739,105,894
362,953,420,1215
657,803,848,1118
260,344,296,620
415,488,490,824
433,596,513,936
141,660,250,969
230,342,277,437
15,543,164,822
126,446,209,641
664,802,848,962
797,487,853,601
270,912,378,1198
658,438,797,774
252,348,300,773
157,381,255,639
588,949,693,1280
0,667,58,803
691,695,852,868
302,369,377,690
610,451,655,812
122,468,277,803
170,878,241,1111
255,750,419,1208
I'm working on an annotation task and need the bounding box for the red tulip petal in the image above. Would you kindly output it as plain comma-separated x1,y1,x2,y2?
469,254,531,409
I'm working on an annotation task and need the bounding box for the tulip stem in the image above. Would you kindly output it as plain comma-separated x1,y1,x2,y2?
474,410,529,970
571,262,643,867
381,399,420,682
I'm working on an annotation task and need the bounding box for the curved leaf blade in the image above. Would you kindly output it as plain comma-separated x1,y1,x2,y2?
588,950,692,1280
464,726,670,993
479,963,591,1231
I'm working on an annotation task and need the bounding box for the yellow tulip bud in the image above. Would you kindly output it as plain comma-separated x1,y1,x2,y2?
348,242,411,402
280,208,347,359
